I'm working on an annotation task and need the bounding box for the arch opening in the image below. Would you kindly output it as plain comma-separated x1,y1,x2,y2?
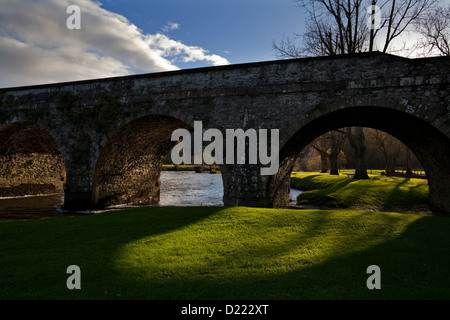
92,114,224,209
0,122,66,199
269,106,450,214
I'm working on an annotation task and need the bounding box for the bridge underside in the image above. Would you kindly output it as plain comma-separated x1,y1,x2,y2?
0,122,65,198
268,106,450,215
91,115,192,208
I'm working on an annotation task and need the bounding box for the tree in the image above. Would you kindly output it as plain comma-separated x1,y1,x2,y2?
273,0,436,179
293,145,324,171
273,0,437,57
311,142,329,173
311,129,347,175
346,127,370,178
373,0,437,53
327,129,347,174
273,0,368,57
414,5,450,56
403,144,413,175
370,129,403,175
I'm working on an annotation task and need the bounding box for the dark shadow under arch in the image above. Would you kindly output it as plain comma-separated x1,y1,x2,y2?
269,106,450,214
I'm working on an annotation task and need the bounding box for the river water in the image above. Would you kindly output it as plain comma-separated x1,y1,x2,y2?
0,171,302,219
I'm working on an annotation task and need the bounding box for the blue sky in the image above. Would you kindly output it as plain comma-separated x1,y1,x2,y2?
0,0,306,87
2,0,441,88
99,0,306,66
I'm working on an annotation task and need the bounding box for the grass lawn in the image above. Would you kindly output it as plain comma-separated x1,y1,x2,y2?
291,172,429,212
1,206,450,300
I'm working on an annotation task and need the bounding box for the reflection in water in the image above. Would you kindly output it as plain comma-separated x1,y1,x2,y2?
0,194,64,220
0,171,303,219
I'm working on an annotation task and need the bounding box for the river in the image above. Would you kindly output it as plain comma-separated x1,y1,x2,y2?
0,171,303,220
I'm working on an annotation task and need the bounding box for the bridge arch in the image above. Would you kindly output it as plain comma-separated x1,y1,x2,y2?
0,121,66,198
91,114,195,208
269,105,450,213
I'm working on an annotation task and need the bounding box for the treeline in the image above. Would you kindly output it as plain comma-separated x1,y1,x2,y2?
294,128,424,175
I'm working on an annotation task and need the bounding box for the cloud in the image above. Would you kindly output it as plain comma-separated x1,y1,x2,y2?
0,0,229,88
161,22,180,33
148,33,231,67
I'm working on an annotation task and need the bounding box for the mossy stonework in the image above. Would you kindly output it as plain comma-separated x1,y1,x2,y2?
0,53,449,214
0,122,66,197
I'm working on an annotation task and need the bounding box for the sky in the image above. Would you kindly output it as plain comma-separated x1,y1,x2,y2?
0,0,306,88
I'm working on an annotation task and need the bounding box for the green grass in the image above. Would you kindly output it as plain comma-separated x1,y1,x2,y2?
1,206,450,299
291,172,429,212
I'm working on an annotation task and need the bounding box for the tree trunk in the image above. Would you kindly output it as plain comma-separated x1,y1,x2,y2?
320,152,328,173
328,139,341,175
328,153,339,175
312,144,329,173
405,147,413,175
347,127,370,179
386,161,395,175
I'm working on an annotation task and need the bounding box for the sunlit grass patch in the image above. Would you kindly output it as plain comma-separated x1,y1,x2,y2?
1,205,449,300
102,207,421,299
291,172,429,212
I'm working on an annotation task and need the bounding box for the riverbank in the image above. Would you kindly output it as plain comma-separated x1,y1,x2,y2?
290,172,430,214
162,164,220,173
0,182,60,198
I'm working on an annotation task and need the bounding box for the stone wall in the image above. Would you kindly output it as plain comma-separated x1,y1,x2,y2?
0,122,65,197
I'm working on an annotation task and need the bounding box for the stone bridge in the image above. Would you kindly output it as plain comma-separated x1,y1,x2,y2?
1,52,449,214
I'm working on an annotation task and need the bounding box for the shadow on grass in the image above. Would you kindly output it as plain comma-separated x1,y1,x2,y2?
290,174,347,191
290,174,321,190
120,211,448,300
2,207,449,300
296,178,354,208
383,178,429,212
234,214,450,300
110,210,450,300
296,175,430,213
0,206,222,299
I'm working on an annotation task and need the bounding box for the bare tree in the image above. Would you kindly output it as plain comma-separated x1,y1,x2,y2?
414,5,450,56
273,0,369,57
311,129,347,175
375,0,437,52
311,142,329,172
403,144,413,175
273,0,437,57
273,0,436,179
370,129,404,175
346,127,370,178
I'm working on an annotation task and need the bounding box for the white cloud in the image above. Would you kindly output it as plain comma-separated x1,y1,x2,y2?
161,22,180,33
148,33,230,66
0,0,229,88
